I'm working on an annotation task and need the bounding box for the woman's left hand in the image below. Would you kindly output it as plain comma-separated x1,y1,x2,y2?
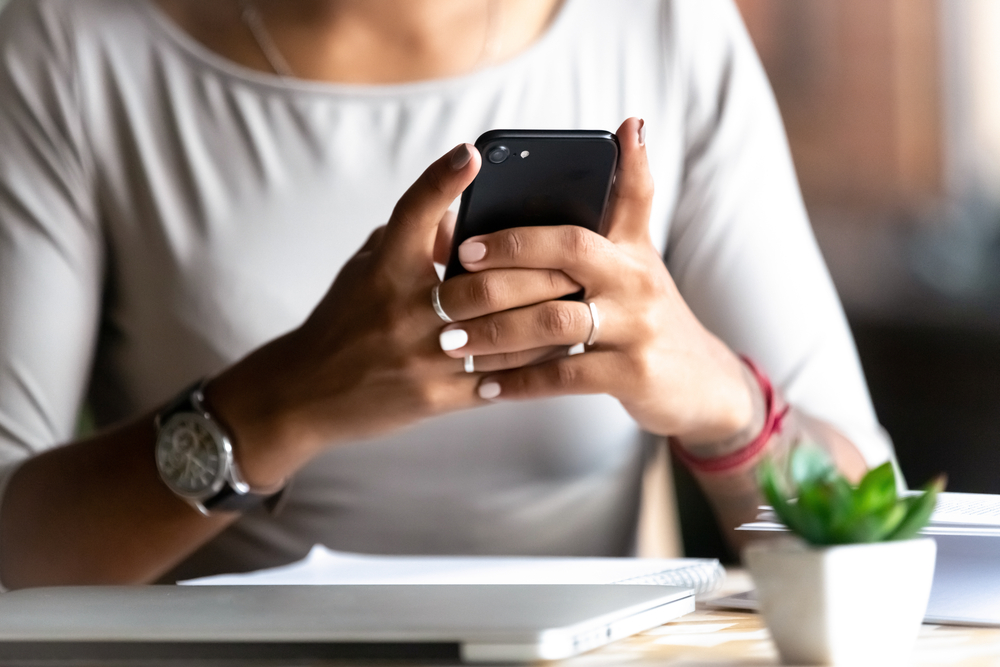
438,118,756,443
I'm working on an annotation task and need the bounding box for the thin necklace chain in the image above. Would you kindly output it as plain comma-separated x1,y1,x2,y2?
239,0,294,78
238,1,501,80
480,0,502,67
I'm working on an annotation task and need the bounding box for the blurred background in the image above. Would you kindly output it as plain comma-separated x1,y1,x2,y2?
737,0,1000,493
0,0,996,558
678,0,1000,560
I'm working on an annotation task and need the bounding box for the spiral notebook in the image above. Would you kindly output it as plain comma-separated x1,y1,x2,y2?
182,544,725,595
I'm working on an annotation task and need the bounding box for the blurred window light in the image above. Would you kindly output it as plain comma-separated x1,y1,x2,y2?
736,0,1000,311
941,0,1000,207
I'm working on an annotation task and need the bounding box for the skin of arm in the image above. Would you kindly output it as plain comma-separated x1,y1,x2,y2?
676,368,870,552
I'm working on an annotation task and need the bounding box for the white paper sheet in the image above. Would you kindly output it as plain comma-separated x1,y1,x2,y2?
927,492,1000,527
740,492,1000,534
181,545,725,594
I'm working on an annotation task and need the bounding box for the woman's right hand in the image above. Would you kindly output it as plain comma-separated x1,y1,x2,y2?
205,143,580,489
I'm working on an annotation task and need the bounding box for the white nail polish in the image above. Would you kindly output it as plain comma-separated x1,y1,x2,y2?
479,381,502,400
439,328,468,352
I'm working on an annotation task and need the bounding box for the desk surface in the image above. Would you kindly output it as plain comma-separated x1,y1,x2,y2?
571,608,1000,667
568,570,1000,667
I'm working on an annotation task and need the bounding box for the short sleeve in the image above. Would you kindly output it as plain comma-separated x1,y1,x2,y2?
0,0,104,488
665,0,894,467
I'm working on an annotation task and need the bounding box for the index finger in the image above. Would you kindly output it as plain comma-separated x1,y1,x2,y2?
454,224,616,287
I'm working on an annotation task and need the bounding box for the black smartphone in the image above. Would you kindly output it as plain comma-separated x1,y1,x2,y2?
444,129,619,281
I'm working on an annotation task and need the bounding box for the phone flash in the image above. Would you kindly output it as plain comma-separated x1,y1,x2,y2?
520,151,530,158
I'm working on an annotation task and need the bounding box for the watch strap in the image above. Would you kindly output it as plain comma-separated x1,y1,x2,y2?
157,379,285,516
203,482,275,513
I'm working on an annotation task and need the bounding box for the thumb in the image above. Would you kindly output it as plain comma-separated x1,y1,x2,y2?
380,144,481,273
604,118,654,245
433,209,458,266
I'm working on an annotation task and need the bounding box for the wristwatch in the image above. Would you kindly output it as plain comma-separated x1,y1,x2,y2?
154,380,274,516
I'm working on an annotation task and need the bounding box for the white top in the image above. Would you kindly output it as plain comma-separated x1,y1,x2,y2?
0,0,892,581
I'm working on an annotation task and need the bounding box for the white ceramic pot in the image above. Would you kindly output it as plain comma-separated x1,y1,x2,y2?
744,536,936,666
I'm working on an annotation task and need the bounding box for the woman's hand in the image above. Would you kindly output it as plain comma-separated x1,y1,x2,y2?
433,118,757,445
207,142,582,488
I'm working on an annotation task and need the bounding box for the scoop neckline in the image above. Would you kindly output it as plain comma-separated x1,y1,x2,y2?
140,0,578,98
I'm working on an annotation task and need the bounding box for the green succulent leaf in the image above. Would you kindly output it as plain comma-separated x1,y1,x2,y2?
886,476,946,541
824,477,858,540
789,444,837,487
757,447,944,547
760,458,826,544
854,462,898,514
833,502,906,544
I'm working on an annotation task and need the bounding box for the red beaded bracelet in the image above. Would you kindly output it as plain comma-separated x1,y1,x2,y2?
669,356,789,474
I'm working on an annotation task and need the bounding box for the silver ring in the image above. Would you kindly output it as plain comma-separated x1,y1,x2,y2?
431,284,454,323
464,355,475,373
585,302,601,346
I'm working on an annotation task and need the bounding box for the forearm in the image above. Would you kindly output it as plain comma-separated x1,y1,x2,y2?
0,331,326,590
0,415,234,589
673,369,867,550
680,404,869,554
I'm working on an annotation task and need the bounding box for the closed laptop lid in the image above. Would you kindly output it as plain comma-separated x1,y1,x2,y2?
0,584,694,662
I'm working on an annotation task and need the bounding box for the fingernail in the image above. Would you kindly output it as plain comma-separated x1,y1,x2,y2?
439,328,468,352
479,380,502,400
637,119,646,146
450,144,472,170
459,241,487,264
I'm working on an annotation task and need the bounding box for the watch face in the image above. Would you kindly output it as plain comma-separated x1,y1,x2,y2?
156,413,229,498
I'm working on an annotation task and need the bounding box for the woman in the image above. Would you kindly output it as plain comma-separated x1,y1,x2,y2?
0,0,888,589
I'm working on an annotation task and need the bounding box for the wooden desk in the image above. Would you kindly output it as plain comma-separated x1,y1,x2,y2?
568,609,1000,667
566,570,1000,667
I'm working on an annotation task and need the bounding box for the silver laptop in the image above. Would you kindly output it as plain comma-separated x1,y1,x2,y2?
0,584,694,662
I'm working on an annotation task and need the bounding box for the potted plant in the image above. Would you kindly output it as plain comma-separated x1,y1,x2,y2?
743,445,944,666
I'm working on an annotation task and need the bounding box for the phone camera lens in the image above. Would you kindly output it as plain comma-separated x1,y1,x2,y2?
487,145,510,164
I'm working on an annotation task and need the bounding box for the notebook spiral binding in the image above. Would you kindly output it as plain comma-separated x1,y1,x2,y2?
614,560,726,595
